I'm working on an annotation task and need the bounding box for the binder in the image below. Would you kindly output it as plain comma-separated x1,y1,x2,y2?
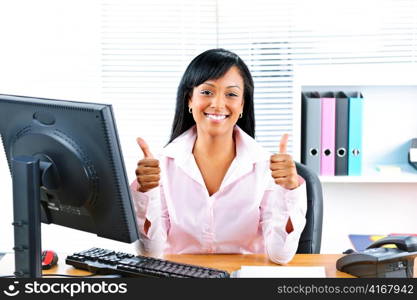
320,92,336,176
348,93,364,175
335,92,349,175
301,92,321,174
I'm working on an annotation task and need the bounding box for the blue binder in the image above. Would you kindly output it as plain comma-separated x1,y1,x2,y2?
348,93,364,175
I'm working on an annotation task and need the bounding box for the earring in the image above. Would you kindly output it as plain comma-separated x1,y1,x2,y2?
189,107,192,114
239,112,243,118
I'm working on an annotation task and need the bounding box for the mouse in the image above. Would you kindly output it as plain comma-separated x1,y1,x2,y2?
42,250,58,270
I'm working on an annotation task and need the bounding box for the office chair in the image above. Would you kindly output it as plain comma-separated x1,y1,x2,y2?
295,162,323,253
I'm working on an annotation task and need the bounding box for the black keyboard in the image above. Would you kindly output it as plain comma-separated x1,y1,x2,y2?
66,247,230,278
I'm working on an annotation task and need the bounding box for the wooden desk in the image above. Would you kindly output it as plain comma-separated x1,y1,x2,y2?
165,254,354,278
1,253,347,277
40,253,352,278
5,253,414,278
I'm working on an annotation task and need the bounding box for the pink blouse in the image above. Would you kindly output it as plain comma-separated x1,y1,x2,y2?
131,125,307,264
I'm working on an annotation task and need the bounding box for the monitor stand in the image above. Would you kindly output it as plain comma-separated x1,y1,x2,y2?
11,156,53,278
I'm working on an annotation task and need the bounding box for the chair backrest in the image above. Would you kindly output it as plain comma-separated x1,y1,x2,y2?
295,162,323,253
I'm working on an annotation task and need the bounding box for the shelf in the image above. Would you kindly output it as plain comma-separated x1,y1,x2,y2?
320,176,417,183
293,65,417,184
319,164,417,183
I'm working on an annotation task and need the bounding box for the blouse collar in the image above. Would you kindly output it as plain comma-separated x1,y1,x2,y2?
161,125,270,191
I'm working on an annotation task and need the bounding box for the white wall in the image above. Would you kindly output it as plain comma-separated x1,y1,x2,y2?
0,0,136,254
321,183,417,253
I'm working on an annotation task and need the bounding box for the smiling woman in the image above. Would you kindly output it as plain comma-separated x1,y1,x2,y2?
131,49,307,265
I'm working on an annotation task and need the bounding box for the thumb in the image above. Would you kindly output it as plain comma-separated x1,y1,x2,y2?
279,133,289,154
136,137,154,159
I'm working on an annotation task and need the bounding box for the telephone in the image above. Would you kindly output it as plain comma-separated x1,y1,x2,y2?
336,235,417,278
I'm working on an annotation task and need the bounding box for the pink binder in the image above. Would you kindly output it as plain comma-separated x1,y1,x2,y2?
320,95,336,175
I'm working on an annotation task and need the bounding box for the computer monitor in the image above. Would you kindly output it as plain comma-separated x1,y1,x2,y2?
0,94,139,278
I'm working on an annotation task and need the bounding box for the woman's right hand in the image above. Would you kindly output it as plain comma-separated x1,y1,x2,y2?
136,137,160,193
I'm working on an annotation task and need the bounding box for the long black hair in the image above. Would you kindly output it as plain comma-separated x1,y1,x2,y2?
168,48,255,144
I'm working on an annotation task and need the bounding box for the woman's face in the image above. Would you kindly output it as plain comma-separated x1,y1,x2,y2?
188,66,244,138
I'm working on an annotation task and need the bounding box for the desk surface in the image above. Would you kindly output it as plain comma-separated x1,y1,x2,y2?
166,254,354,278
2,253,413,278
41,253,353,278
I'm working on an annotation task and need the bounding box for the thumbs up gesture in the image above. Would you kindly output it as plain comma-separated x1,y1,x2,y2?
136,137,160,193
270,134,299,190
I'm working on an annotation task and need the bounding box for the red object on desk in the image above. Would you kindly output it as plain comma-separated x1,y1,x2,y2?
42,250,58,270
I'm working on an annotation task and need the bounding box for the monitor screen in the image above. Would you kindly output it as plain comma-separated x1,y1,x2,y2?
0,94,138,244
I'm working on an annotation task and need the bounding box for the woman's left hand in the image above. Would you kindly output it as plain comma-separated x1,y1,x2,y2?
270,134,299,190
